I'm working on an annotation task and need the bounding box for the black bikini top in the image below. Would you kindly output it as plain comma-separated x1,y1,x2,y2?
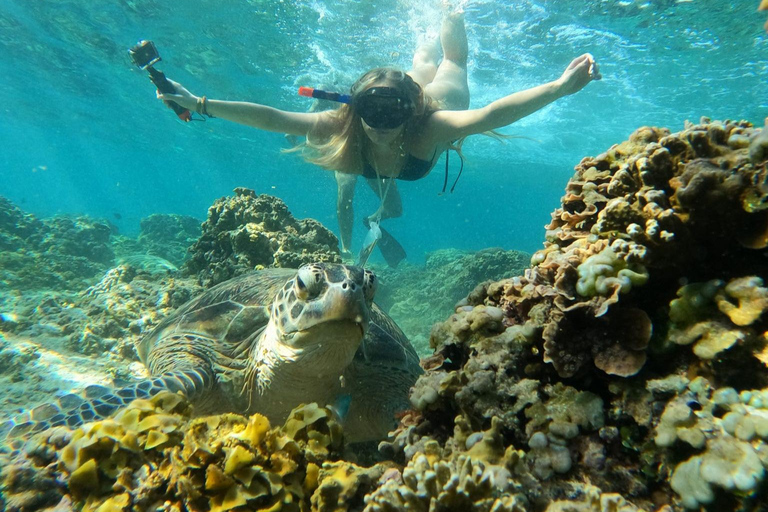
361,147,464,193
361,152,436,181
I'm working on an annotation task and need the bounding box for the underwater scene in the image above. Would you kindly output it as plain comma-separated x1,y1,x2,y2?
2,0,768,510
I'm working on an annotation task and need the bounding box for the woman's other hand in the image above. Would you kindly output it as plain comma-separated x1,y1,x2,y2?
156,79,198,111
556,53,601,96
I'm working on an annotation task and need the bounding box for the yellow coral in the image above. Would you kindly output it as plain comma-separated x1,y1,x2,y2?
6,393,355,512
715,276,768,326
669,320,745,359
69,458,99,493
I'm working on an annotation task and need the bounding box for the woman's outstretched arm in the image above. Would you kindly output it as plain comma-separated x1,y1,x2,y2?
426,53,601,141
157,79,328,136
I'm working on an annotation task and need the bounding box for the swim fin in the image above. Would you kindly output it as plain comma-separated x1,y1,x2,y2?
359,218,407,268
376,225,406,268
357,220,382,267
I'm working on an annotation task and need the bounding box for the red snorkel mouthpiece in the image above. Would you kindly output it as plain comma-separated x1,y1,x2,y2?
298,86,352,104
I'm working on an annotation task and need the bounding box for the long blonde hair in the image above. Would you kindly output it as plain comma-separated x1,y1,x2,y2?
294,67,440,174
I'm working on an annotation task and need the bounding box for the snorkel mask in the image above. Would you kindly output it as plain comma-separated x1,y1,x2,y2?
354,87,415,129
299,85,415,129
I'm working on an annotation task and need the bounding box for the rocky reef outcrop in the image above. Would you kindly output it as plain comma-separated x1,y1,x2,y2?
389,118,768,510
185,188,342,287
135,213,202,266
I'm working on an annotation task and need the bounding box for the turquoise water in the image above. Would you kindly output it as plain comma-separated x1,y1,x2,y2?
1,0,766,261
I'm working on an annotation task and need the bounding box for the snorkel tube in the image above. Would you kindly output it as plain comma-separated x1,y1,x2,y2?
298,86,352,104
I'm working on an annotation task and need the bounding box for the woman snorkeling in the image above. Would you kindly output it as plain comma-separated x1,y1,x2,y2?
157,10,601,265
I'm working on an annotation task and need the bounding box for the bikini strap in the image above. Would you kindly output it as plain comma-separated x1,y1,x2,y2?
440,145,465,194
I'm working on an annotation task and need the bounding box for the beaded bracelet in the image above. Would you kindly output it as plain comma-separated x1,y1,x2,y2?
195,96,214,118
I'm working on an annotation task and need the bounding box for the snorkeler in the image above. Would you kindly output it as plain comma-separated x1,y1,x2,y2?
156,10,601,266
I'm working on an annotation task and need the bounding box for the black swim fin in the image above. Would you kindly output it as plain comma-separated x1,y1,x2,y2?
376,225,406,268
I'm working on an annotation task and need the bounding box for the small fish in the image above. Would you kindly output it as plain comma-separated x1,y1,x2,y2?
113,212,122,220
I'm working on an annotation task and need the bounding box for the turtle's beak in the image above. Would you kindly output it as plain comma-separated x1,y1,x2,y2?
315,284,371,329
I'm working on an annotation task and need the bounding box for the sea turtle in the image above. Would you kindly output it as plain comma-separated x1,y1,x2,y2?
5,263,422,443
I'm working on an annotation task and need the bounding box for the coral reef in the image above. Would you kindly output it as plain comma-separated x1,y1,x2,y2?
0,199,203,423
383,118,768,510
0,196,115,291
4,117,768,511
1,261,200,355
365,434,530,511
656,378,768,509
375,248,530,355
0,265,201,424
185,188,342,287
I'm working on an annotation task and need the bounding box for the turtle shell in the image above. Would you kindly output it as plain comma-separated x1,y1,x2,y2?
136,269,292,366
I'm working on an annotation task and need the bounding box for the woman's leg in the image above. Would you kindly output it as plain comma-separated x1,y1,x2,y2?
335,172,357,257
424,11,469,110
407,36,441,89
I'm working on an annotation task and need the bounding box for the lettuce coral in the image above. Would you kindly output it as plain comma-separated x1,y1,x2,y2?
575,247,649,312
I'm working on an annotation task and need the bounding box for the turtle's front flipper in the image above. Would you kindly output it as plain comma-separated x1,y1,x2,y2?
2,369,212,448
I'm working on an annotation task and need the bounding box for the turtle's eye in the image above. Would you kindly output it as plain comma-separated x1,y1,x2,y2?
296,265,323,300
295,275,309,300
363,270,377,303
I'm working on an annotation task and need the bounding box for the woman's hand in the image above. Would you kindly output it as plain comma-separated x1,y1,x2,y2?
556,53,602,96
156,79,198,111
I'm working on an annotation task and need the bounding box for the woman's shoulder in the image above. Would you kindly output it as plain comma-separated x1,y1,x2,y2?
311,110,343,138
412,109,449,144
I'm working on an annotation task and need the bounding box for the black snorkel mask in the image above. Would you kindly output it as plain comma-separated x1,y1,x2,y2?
354,87,415,129
298,85,415,129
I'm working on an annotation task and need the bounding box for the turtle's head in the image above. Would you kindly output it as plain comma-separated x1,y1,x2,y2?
269,263,376,361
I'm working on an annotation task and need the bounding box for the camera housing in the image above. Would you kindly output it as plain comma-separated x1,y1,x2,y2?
129,40,191,121
129,40,161,69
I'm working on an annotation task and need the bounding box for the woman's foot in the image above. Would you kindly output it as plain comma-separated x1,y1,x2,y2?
440,6,467,65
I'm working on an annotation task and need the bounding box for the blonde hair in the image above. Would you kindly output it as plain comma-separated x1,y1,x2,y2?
293,67,440,174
